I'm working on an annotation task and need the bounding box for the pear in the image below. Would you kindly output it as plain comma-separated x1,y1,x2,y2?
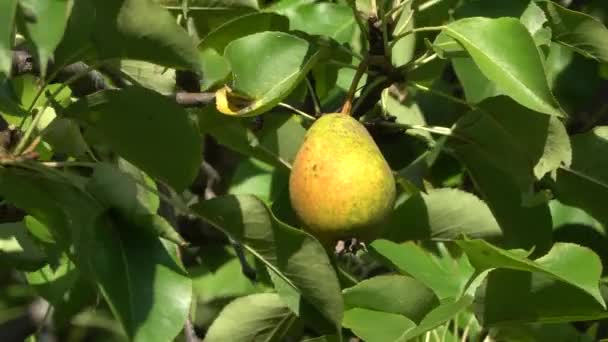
289,113,396,243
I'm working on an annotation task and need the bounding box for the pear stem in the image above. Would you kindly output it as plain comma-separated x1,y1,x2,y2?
341,59,369,115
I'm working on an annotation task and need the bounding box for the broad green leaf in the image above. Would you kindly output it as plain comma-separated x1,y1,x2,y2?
539,1,608,63
26,260,96,326
53,0,95,66
198,12,288,89
191,195,344,330
343,275,439,323
42,117,89,157
554,127,608,226
370,240,474,300
0,167,102,247
383,188,502,242
17,0,73,77
218,32,322,116
457,239,605,307
0,221,45,270
381,90,430,140
0,77,27,121
64,86,202,191
550,200,603,231
86,161,185,244
452,57,501,104
343,308,416,342
286,3,355,44
391,1,416,66
450,96,571,192
455,142,553,254
85,213,192,342
87,161,158,217
118,60,177,95
191,246,258,302
197,107,304,169
92,0,201,72
478,269,608,325
228,158,288,204
444,17,563,116
400,296,474,340
0,0,17,76
205,293,299,342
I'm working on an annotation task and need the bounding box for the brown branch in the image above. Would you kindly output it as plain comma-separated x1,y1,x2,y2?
9,49,215,107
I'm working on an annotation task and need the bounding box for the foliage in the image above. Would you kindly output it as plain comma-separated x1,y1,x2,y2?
1,0,608,341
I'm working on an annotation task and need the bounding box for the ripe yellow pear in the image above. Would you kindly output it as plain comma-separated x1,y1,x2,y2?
289,113,396,243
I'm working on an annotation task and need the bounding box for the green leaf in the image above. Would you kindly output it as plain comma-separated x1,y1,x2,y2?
457,239,605,307
455,141,553,254
383,188,502,242
53,0,95,66
205,293,299,342
539,1,608,63
229,158,288,204
219,31,322,116
198,12,289,90
391,1,416,66
0,221,46,270
191,246,258,302
452,57,501,104
343,275,439,323
400,296,474,340
342,308,416,342
444,17,563,116
64,86,202,191
191,195,344,330
478,269,608,325
26,260,96,326
84,213,192,342
197,107,304,169
286,3,355,44
450,96,571,191
0,167,102,247
370,240,474,300
554,127,608,226
0,0,17,76
17,0,73,77
86,161,185,244
92,0,201,72
118,60,177,95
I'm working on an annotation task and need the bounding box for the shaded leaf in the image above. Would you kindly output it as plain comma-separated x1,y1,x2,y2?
554,127,608,226
205,293,299,342
191,195,343,329
84,213,192,342
92,0,201,71
401,296,474,340
383,188,502,242
444,17,562,116
540,1,608,63
64,86,202,191
450,96,571,192
0,221,46,270
455,140,553,254
478,269,608,325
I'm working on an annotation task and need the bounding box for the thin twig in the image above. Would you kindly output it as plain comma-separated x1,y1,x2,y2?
341,59,369,115
390,26,444,47
409,82,473,109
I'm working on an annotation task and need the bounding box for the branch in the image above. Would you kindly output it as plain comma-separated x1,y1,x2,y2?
9,50,215,107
